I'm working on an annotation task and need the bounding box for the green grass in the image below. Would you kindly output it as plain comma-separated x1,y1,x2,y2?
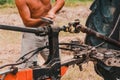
0,0,16,8
0,0,14,5
0,4,16,8
64,0,92,7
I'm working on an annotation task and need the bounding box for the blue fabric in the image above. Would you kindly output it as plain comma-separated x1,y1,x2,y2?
85,0,120,50
85,0,120,80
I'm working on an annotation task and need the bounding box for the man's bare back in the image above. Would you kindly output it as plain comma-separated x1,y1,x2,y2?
15,0,64,27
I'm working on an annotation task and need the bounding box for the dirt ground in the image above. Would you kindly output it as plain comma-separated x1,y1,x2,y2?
0,6,103,80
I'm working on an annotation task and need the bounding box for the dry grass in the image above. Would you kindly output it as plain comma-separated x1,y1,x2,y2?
61,63,103,80
0,30,21,45
0,7,17,14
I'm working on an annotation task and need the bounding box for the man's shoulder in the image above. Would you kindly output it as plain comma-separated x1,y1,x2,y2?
15,0,27,6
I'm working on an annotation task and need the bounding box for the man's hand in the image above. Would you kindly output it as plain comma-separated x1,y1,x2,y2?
45,11,56,20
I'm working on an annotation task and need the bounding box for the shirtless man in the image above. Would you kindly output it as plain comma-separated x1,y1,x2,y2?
15,0,65,67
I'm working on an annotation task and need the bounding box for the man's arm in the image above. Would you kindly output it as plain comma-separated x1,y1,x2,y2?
15,0,45,27
46,0,65,19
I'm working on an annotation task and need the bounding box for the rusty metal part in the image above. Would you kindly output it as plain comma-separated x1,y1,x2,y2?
77,24,120,47
60,40,120,67
65,19,120,47
75,47,120,67
105,58,120,67
91,48,120,67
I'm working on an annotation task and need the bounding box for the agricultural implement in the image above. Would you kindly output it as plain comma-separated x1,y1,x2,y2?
0,18,120,80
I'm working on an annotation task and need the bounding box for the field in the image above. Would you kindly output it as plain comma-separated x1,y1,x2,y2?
0,1,103,80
